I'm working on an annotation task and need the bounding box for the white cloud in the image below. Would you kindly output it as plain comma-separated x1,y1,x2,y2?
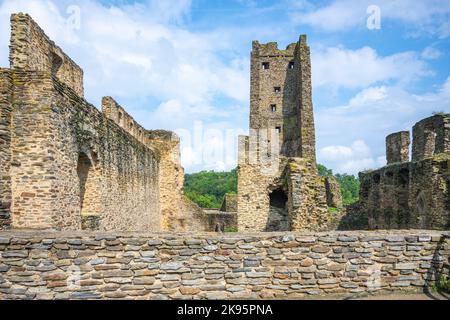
421,46,442,60
316,77,450,175
318,140,382,174
0,0,251,172
291,0,450,38
312,46,431,89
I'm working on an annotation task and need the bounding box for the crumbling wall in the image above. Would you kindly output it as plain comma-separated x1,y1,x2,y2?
0,69,12,229
324,176,343,208
412,114,450,162
2,14,161,231
0,230,448,299
386,131,410,164
9,13,84,97
284,158,330,231
355,114,449,230
220,193,237,212
102,96,147,145
8,70,160,231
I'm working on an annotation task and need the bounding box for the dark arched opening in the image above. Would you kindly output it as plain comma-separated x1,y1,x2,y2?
266,188,290,231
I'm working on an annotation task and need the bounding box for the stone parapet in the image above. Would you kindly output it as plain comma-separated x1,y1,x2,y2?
0,230,448,299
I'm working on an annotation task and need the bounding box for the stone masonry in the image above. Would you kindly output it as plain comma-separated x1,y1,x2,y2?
0,13,207,232
237,36,337,232
0,230,448,299
357,113,450,230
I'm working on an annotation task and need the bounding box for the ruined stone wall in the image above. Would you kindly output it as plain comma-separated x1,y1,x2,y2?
386,131,410,164
102,97,147,145
9,13,84,97
237,163,281,232
412,114,450,162
145,131,207,232
0,230,448,299
356,114,449,231
325,176,343,208
284,159,330,231
0,69,12,229
8,70,160,231
359,158,449,230
220,194,237,212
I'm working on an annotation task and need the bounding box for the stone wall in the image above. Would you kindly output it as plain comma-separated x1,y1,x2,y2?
356,114,449,230
0,69,12,229
1,13,208,232
386,131,410,164
9,13,84,97
7,70,160,231
0,230,448,300
220,194,237,212
0,14,163,231
412,114,449,162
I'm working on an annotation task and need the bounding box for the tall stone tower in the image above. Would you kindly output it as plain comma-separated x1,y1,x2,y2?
237,35,337,232
249,35,316,161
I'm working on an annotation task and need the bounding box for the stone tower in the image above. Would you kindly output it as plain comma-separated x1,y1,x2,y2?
249,35,316,161
237,35,337,232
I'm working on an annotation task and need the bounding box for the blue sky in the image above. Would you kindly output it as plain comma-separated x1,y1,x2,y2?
0,0,449,174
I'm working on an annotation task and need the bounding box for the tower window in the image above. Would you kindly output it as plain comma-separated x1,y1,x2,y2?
276,126,281,133
270,104,276,112
288,61,295,69
274,86,281,93
262,62,270,69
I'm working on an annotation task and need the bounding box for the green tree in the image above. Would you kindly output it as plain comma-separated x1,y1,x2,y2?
317,164,360,205
184,169,237,208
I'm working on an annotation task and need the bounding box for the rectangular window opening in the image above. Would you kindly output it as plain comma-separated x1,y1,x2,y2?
288,61,295,69
271,104,276,112
274,86,281,93
276,126,281,133
262,62,270,70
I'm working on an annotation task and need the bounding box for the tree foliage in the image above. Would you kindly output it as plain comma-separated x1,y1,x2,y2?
184,169,237,208
317,164,360,205
184,165,359,208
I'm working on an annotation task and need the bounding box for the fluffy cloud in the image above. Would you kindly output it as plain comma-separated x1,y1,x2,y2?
318,140,385,174
312,46,431,89
291,0,450,38
0,0,250,172
316,77,450,174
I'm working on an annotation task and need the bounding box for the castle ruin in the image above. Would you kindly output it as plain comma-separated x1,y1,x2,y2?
236,36,341,232
0,13,207,232
356,113,450,230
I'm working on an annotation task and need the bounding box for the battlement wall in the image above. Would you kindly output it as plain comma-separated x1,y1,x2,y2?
101,97,148,146
9,13,84,97
252,41,296,57
412,114,450,162
0,230,448,299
